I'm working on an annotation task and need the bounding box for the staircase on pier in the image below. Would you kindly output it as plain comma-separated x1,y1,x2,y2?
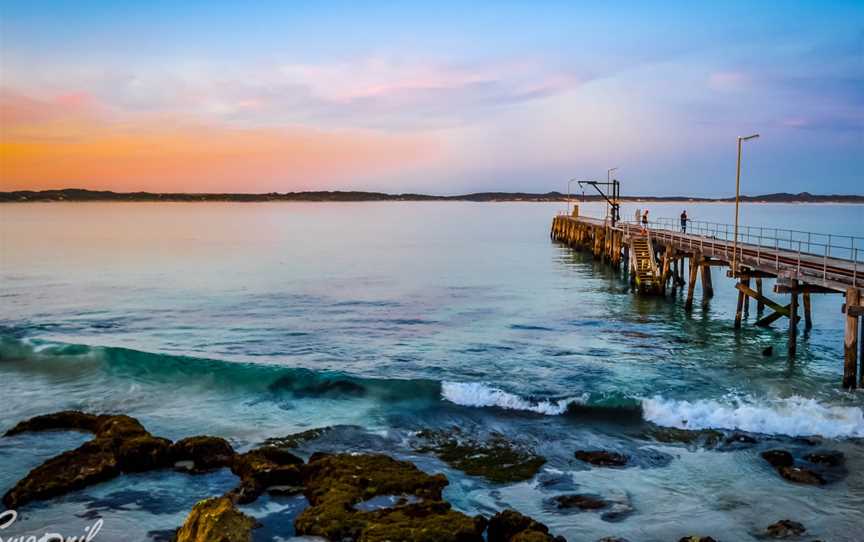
630,234,660,293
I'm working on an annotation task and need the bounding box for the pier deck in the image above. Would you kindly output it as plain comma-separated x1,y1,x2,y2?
551,212,864,389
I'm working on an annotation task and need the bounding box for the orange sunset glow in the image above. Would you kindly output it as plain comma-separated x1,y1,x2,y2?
0,90,434,192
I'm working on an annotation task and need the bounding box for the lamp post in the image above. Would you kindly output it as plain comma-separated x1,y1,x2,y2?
606,168,618,222
567,178,579,215
732,134,759,276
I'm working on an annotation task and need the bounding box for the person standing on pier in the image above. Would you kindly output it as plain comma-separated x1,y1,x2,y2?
642,209,649,231
680,210,688,233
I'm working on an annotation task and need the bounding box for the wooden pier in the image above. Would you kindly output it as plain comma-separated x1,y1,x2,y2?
551,211,864,389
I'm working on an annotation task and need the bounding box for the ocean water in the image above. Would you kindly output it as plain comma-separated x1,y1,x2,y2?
1,201,863,541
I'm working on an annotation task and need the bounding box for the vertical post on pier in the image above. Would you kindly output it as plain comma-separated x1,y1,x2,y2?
802,291,812,330
701,259,714,303
788,281,799,358
685,253,700,311
734,277,750,328
755,278,765,314
843,287,859,389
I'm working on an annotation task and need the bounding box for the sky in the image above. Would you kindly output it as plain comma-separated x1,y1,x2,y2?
0,1,862,196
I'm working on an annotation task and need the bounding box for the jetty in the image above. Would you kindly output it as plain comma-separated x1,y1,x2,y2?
551,210,864,389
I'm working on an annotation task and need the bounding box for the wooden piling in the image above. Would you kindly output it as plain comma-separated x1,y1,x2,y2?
701,259,714,302
755,278,764,314
803,292,812,330
788,281,798,358
844,288,859,389
685,254,700,310
734,277,751,328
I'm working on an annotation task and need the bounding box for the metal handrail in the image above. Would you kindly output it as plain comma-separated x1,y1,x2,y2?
650,217,863,264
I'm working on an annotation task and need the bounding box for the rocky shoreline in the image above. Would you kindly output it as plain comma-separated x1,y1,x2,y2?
2,411,844,541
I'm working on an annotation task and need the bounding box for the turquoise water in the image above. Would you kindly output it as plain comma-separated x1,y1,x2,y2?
1,201,863,541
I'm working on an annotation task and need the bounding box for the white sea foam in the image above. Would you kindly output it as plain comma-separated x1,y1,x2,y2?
441,381,585,415
642,395,864,439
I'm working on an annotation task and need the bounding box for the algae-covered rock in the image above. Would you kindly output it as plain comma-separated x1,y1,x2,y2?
3,410,104,436
761,450,794,468
171,436,235,472
777,466,825,485
413,429,546,483
228,446,304,504
678,537,718,542
551,494,608,510
262,426,341,449
3,439,120,509
804,450,844,467
487,509,565,542
574,450,628,467
359,501,486,542
765,519,806,538
175,496,257,542
295,453,484,542
642,426,723,449
116,434,173,472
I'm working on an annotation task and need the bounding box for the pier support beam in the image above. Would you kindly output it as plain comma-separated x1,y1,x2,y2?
756,278,765,314
701,260,714,301
803,292,813,330
734,277,751,328
788,281,798,358
844,288,860,389
685,253,701,311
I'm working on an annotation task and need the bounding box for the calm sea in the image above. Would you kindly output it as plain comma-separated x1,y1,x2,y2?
1,201,863,541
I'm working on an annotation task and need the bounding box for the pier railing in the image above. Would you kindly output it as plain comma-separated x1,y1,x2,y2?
651,217,864,265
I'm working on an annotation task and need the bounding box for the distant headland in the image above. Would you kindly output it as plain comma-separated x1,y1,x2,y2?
1,188,862,204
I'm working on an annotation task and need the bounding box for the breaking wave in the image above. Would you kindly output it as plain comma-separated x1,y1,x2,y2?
642,395,864,439
3,335,863,438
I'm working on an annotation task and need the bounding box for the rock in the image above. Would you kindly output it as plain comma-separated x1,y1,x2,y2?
762,346,773,356
643,426,723,449
552,494,609,510
596,538,630,542
574,450,628,467
765,519,806,538
175,496,257,542
3,410,103,436
262,426,341,449
295,453,482,541
96,414,149,440
413,430,546,483
761,450,794,468
171,436,235,472
487,510,565,542
115,435,173,472
777,466,825,485
678,538,718,542
804,450,844,467
228,446,304,504
3,439,120,509
359,501,487,542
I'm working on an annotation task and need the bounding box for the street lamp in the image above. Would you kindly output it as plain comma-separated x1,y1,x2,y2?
567,178,579,215
606,168,618,221
732,134,759,276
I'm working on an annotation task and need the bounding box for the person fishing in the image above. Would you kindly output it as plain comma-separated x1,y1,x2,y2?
641,209,649,231
680,210,688,233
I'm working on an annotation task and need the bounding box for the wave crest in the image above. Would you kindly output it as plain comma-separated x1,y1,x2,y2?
441,381,585,415
642,395,864,439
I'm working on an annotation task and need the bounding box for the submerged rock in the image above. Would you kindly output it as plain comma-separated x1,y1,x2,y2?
678,537,718,542
574,450,628,467
761,449,842,486
643,426,723,449
413,429,546,483
777,466,825,486
804,450,844,467
551,494,608,510
175,496,257,542
262,426,342,449
761,450,795,468
294,452,485,541
765,519,806,538
487,510,565,542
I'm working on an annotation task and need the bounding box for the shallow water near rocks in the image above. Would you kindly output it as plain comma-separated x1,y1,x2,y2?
1,201,863,541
